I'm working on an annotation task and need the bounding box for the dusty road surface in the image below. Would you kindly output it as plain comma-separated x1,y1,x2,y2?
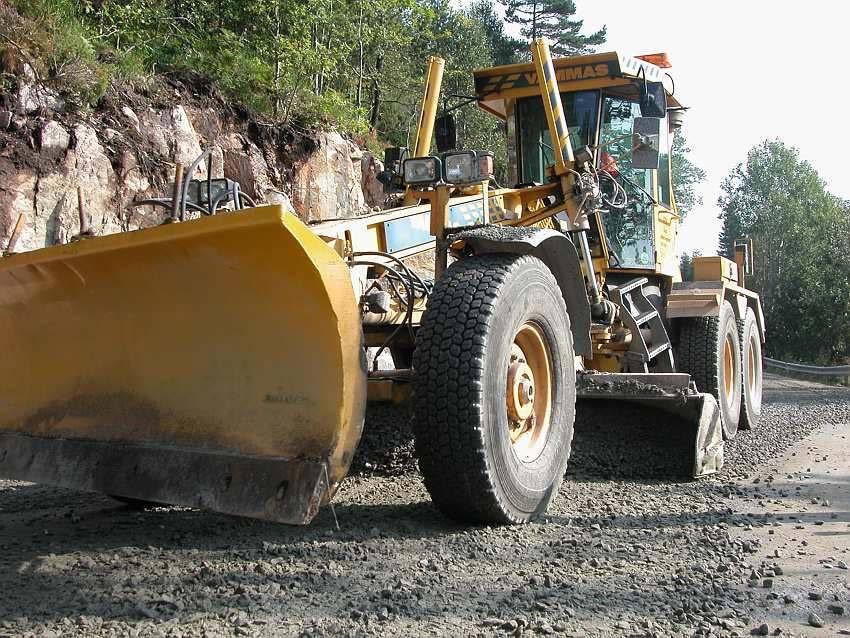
1,374,848,638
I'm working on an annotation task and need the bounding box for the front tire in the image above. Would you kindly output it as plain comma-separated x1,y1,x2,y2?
412,254,575,525
676,300,742,440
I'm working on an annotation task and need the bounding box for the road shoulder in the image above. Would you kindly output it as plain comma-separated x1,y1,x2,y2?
728,411,850,637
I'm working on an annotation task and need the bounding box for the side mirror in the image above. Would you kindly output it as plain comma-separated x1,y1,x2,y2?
631,117,662,170
435,114,457,153
639,80,667,118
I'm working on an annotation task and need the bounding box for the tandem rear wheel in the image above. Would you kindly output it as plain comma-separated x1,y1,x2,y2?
738,308,763,429
412,254,576,525
676,300,743,440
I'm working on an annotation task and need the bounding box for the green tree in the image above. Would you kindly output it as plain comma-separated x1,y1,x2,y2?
671,132,706,219
503,0,606,58
718,139,850,363
468,0,522,66
6,0,597,161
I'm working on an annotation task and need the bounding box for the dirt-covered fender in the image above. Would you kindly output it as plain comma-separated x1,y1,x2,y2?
453,226,592,358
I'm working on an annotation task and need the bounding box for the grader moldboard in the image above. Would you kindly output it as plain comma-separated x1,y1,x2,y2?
0,40,764,525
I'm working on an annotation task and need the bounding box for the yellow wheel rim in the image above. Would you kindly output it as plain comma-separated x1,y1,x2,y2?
722,332,737,403
747,337,757,395
506,322,552,461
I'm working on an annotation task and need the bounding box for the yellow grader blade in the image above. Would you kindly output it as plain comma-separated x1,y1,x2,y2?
0,205,366,524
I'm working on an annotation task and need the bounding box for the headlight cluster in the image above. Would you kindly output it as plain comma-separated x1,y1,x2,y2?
402,150,494,187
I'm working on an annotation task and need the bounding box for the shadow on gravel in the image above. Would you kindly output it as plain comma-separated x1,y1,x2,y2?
0,488,466,625
0,486,455,549
568,400,697,481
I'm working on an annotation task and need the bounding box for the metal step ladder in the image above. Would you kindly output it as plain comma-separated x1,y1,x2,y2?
608,277,675,373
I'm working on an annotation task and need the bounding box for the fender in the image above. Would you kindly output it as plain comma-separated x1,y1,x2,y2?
668,281,766,343
454,226,592,358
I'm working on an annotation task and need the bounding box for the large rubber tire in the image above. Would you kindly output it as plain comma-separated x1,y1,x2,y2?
676,300,742,440
412,254,575,525
738,308,763,430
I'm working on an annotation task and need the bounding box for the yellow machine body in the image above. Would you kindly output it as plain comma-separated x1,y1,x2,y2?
0,43,760,524
692,256,738,284
0,205,366,524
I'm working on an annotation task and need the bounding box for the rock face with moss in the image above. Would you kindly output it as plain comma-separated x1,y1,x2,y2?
0,80,384,253
0,0,396,254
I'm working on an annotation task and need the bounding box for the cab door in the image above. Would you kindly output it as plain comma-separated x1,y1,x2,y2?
653,121,681,279
597,95,656,269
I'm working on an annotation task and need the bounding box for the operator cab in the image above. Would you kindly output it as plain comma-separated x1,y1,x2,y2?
474,51,683,276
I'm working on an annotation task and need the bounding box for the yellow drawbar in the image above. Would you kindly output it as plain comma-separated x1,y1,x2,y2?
0,205,366,524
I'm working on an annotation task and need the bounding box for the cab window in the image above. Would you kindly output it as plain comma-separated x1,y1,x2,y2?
598,96,655,268
517,90,599,184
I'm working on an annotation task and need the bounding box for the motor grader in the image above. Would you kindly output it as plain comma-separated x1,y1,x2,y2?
0,40,764,525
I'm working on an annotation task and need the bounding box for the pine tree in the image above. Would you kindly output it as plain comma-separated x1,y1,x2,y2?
503,0,606,58
467,0,522,65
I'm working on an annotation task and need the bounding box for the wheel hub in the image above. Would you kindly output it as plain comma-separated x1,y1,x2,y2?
722,333,736,402
505,322,552,459
507,360,535,422
747,337,758,394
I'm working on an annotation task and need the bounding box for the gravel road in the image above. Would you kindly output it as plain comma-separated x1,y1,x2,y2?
1,374,848,638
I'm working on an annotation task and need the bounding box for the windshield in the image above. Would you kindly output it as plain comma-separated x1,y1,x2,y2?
517,90,599,184
598,95,655,269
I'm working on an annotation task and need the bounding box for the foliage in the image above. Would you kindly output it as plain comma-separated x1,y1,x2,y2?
2,0,109,106
671,132,706,219
1,0,549,162
468,0,522,66
718,139,850,363
503,0,606,58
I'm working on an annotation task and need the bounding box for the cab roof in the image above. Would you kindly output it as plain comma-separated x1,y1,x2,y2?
473,50,684,120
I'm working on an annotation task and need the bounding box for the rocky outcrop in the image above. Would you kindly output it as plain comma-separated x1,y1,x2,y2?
291,131,371,223
14,63,65,116
0,95,385,254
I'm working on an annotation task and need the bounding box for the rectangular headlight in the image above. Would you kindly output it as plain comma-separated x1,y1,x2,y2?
443,151,477,184
403,157,441,186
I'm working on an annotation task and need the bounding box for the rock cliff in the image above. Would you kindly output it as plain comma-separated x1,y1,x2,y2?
0,70,385,253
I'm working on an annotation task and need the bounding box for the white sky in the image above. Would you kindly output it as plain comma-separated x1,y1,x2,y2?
574,0,850,254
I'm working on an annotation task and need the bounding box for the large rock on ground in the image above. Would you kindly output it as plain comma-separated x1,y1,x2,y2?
0,162,38,252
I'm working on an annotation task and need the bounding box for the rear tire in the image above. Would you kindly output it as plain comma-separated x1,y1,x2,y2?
738,308,763,429
412,254,575,525
676,300,742,440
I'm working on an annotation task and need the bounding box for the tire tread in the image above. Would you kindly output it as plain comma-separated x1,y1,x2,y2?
412,254,571,524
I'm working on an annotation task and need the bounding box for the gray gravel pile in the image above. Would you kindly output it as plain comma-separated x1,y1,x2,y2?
0,378,847,637
569,400,695,479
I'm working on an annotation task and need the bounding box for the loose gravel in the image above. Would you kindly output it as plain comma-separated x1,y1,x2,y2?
0,375,848,637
